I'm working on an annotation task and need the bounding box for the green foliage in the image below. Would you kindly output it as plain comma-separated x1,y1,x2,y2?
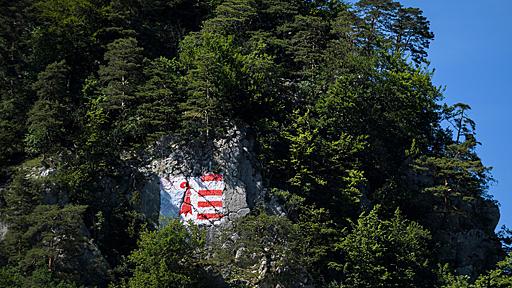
7,205,86,273
0,265,79,288
25,60,72,156
282,110,367,218
0,0,505,287
473,254,512,288
437,264,472,288
355,0,434,64
210,212,311,287
0,0,33,168
130,57,183,144
179,31,276,140
109,0,213,58
25,99,66,156
96,37,144,148
0,97,25,165
412,134,492,212
438,255,512,288
203,0,258,37
1,177,89,284
126,219,207,288
336,206,434,287
99,37,144,115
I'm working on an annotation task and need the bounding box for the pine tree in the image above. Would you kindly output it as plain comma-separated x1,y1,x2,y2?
355,0,434,64
0,170,89,285
412,104,491,214
0,0,33,167
130,57,184,145
97,37,144,147
98,37,143,115
391,6,434,64
25,60,71,157
202,0,257,38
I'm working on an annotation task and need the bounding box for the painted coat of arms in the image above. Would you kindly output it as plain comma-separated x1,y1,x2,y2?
159,174,225,225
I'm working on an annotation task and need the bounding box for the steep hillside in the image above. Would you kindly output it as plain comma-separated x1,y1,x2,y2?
0,1,510,287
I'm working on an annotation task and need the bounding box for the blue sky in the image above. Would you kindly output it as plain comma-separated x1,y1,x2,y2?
398,0,511,229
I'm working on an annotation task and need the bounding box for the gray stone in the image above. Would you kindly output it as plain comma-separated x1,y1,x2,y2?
140,124,265,227
0,221,7,241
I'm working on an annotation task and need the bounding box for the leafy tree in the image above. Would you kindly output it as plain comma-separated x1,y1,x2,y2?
473,255,512,288
281,110,367,219
179,31,276,141
437,264,473,288
126,219,207,288
438,255,512,288
210,212,313,287
30,0,106,91
336,206,434,287
0,0,505,286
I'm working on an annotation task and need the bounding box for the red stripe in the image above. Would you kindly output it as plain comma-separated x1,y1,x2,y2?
197,213,223,220
198,189,223,196
201,174,223,182
197,201,223,208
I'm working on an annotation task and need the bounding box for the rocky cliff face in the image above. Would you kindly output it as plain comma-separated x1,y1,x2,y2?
0,166,110,286
140,126,265,227
139,126,504,279
406,170,504,278
428,197,502,278
0,217,7,242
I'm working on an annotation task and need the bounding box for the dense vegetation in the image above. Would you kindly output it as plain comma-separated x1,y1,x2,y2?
0,0,510,287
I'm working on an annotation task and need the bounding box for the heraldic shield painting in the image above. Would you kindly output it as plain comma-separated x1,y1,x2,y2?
159,174,225,225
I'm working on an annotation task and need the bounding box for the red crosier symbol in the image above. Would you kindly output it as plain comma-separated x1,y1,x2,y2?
179,181,193,216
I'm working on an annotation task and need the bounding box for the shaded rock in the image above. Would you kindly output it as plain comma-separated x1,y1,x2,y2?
425,197,502,278
0,221,7,241
140,125,265,227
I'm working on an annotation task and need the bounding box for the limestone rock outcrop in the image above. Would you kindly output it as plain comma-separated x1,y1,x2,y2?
140,126,265,227
427,197,502,278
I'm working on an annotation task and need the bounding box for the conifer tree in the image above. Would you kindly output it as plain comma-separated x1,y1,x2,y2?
0,0,506,286
1,171,90,285
98,37,143,115
131,57,183,145
25,60,71,157
97,37,144,147
202,0,257,38
412,104,491,214
0,0,33,167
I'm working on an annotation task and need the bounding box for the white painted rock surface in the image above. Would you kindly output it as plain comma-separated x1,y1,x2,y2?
140,126,264,227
